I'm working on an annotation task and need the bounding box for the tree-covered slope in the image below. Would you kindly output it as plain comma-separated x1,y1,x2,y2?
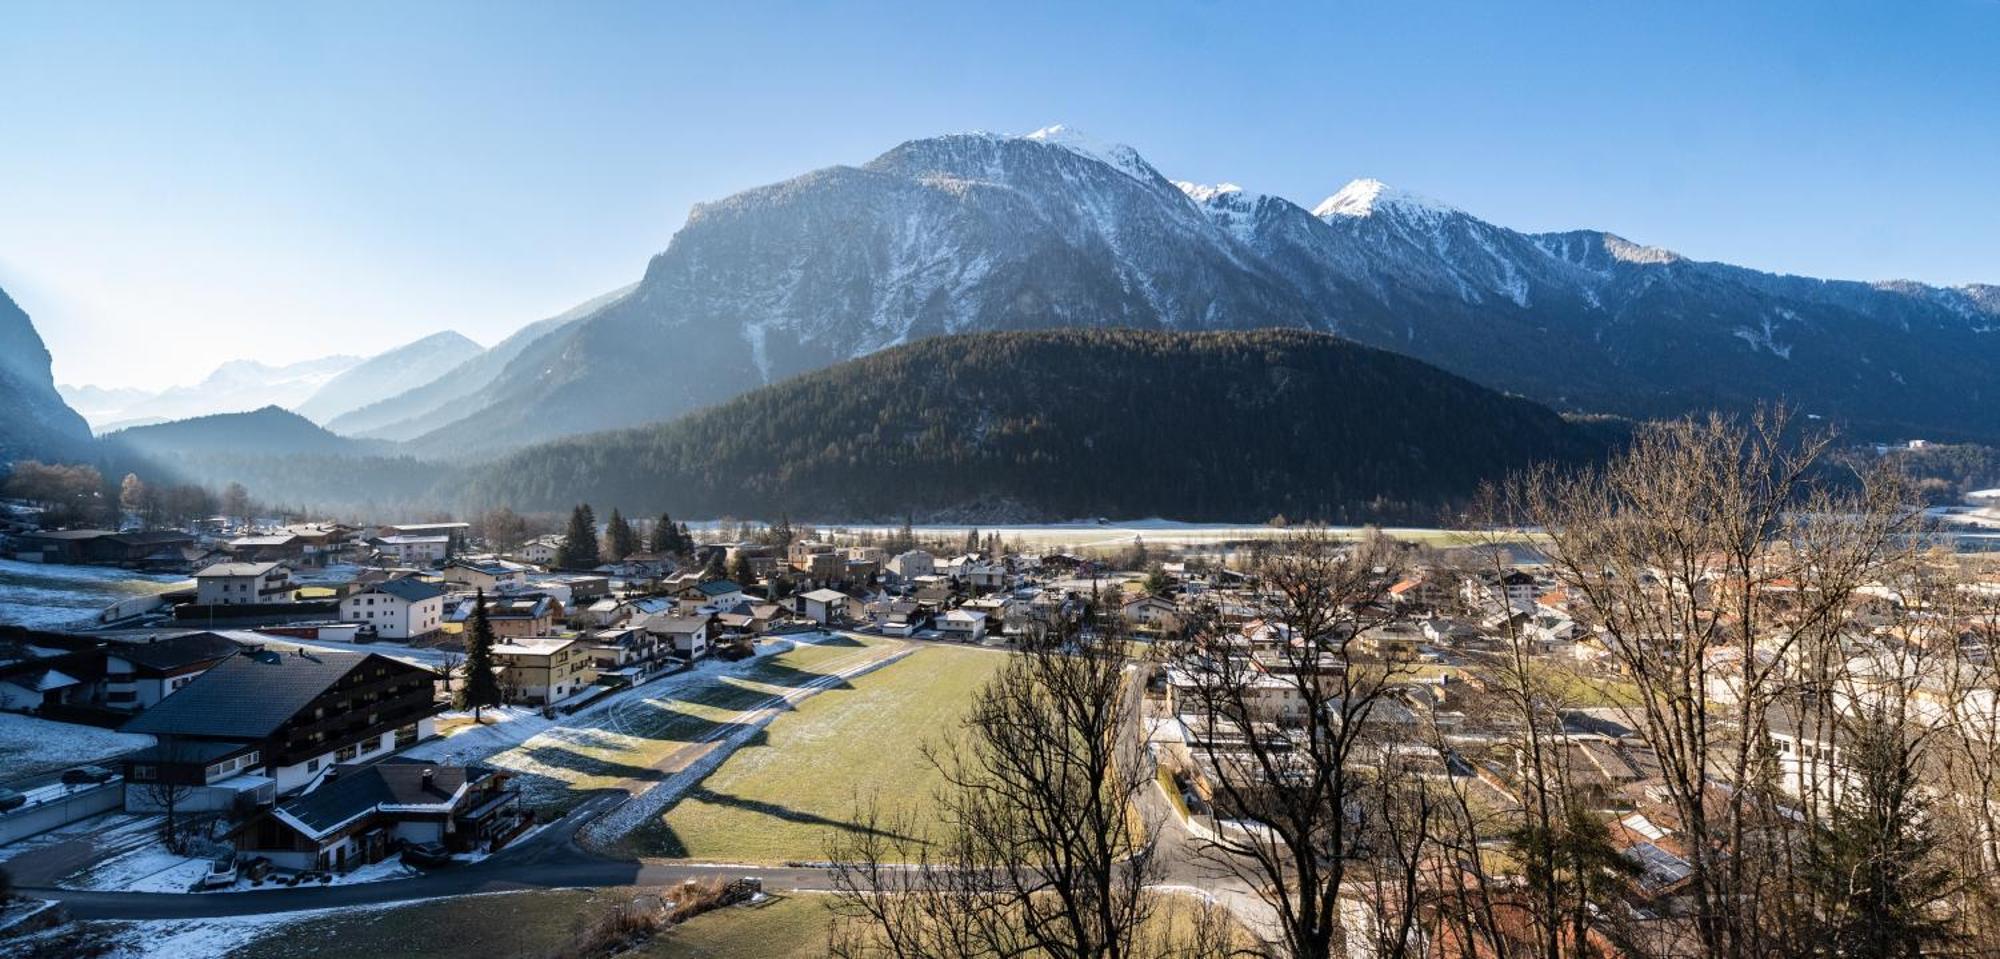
463,329,1602,522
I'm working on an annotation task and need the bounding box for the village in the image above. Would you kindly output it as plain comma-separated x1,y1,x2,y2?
0,477,1995,959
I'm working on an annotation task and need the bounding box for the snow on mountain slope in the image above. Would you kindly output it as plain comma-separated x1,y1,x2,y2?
421,126,2000,451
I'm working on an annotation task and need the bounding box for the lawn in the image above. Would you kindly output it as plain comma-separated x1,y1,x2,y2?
632,644,1009,863
471,635,906,815
221,888,832,959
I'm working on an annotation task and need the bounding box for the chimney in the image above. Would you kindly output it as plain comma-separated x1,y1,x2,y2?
421,768,435,789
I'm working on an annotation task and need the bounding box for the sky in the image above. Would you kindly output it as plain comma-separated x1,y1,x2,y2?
2,1,1996,390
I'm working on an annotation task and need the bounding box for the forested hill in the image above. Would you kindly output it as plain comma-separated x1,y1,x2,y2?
462,329,1604,523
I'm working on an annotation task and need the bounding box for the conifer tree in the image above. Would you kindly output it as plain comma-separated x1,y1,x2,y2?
650,513,678,554
557,504,600,568
462,590,504,721
606,508,637,560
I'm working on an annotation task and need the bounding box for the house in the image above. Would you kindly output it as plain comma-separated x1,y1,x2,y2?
234,759,522,873
634,614,712,662
1120,594,1182,632
514,535,563,566
442,559,528,594
937,609,988,642
960,596,1012,632
488,636,593,705
194,562,295,607
796,588,850,625
885,549,936,583
1461,570,1542,612
865,601,927,637
11,529,196,566
371,535,449,565
120,647,441,796
583,625,666,684
474,593,563,639
964,562,1009,591
690,579,748,612
103,632,243,712
788,541,841,578
228,533,307,564
339,578,447,641
1357,622,1430,662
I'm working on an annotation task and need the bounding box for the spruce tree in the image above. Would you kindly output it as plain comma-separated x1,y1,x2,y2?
462,590,504,721
557,504,601,569
606,508,637,560
650,513,677,554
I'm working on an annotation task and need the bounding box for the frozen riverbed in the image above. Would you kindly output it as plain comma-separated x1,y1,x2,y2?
0,557,188,630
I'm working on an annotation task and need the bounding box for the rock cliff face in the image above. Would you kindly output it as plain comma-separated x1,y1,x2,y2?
0,284,94,465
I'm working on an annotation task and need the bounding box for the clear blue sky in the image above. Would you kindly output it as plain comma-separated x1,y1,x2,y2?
3,0,1995,389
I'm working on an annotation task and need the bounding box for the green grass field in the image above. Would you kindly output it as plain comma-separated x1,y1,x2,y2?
631,644,1009,863
218,888,831,959
477,634,906,814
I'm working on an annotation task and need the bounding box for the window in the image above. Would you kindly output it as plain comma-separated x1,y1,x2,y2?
130,765,156,781
307,758,321,773
395,724,418,748
335,743,358,762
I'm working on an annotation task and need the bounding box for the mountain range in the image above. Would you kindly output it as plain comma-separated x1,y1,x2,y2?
408,125,1995,450
60,355,363,432
12,124,2000,519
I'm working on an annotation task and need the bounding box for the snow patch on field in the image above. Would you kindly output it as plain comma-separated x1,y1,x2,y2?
0,712,153,784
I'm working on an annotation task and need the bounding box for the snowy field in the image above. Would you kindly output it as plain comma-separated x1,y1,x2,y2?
0,557,188,630
0,711,153,785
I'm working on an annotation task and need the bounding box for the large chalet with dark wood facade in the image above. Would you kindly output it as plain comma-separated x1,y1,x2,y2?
119,646,440,802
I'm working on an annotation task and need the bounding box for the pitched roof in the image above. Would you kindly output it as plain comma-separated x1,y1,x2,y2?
105,632,243,673
697,580,744,596
196,561,283,578
275,758,486,839
121,648,406,741
363,578,446,603
799,588,848,602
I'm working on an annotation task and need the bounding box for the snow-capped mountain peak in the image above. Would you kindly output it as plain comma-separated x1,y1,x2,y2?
1020,124,1156,183
1313,178,1457,221
1174,181,1244,204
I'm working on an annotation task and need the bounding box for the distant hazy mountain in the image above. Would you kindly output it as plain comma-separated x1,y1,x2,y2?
105,406,389,459
292,330,481,424
462,328,1600,522
61,354,362,431
325,285,636,440
423,126,1997,450
103,407,435,510
0,284,94,464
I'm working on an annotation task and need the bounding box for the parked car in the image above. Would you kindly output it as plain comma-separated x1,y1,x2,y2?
0,786,25,812
400,841,454,868
201,855,238,888
60,765,114,785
